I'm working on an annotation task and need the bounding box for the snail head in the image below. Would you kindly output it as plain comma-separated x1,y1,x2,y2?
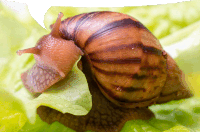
17,12,83,93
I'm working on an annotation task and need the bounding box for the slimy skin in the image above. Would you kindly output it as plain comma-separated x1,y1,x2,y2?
17,13,83,92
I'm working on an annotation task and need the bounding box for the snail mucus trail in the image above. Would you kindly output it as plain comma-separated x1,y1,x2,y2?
17,11,193,132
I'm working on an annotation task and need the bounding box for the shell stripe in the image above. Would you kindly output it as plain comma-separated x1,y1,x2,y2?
90,57,141,64
160,91,177,97
84,18,147,48
114,86,146,92
73,12,98,41
140,66,162,70
95,77,158,103
116,93,158,103
62,14,83,40
88,42,163,56
93,65,147,80
143,45,163,55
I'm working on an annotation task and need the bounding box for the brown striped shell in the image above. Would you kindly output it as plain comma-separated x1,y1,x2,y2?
58,11,167,108
17,11,192,109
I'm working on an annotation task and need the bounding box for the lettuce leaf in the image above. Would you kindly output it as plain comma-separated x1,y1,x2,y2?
0,1,91,125
119,97,200,132
0,1,200,132
160,20,200,95
11,56,92,123
0,89,27,132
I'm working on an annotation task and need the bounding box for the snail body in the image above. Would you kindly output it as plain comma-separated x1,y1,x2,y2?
17,11,192,124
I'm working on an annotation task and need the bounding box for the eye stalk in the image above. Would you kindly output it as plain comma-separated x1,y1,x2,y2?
17,12,83,93
17,47,40,56
50,12,63,37
16,12,63,56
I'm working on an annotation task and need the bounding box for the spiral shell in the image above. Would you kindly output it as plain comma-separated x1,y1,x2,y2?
57,11,167,108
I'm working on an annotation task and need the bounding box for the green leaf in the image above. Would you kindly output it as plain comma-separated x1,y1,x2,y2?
149,97,200,131
160,21,200,95
1,1,200,132
22,61,92,123
7,56,92,123
163,126,191,132
18,115,49,132
45,122,75,132
121,120,162,132
0,89,27,132
0,1,91,125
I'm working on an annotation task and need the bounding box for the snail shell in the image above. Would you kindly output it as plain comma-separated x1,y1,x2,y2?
17,11,192,109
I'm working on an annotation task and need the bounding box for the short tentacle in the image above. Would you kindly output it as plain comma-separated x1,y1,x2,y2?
50,12,63,38
16,47,40,56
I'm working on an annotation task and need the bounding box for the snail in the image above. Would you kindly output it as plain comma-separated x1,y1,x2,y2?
17,11,193,132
